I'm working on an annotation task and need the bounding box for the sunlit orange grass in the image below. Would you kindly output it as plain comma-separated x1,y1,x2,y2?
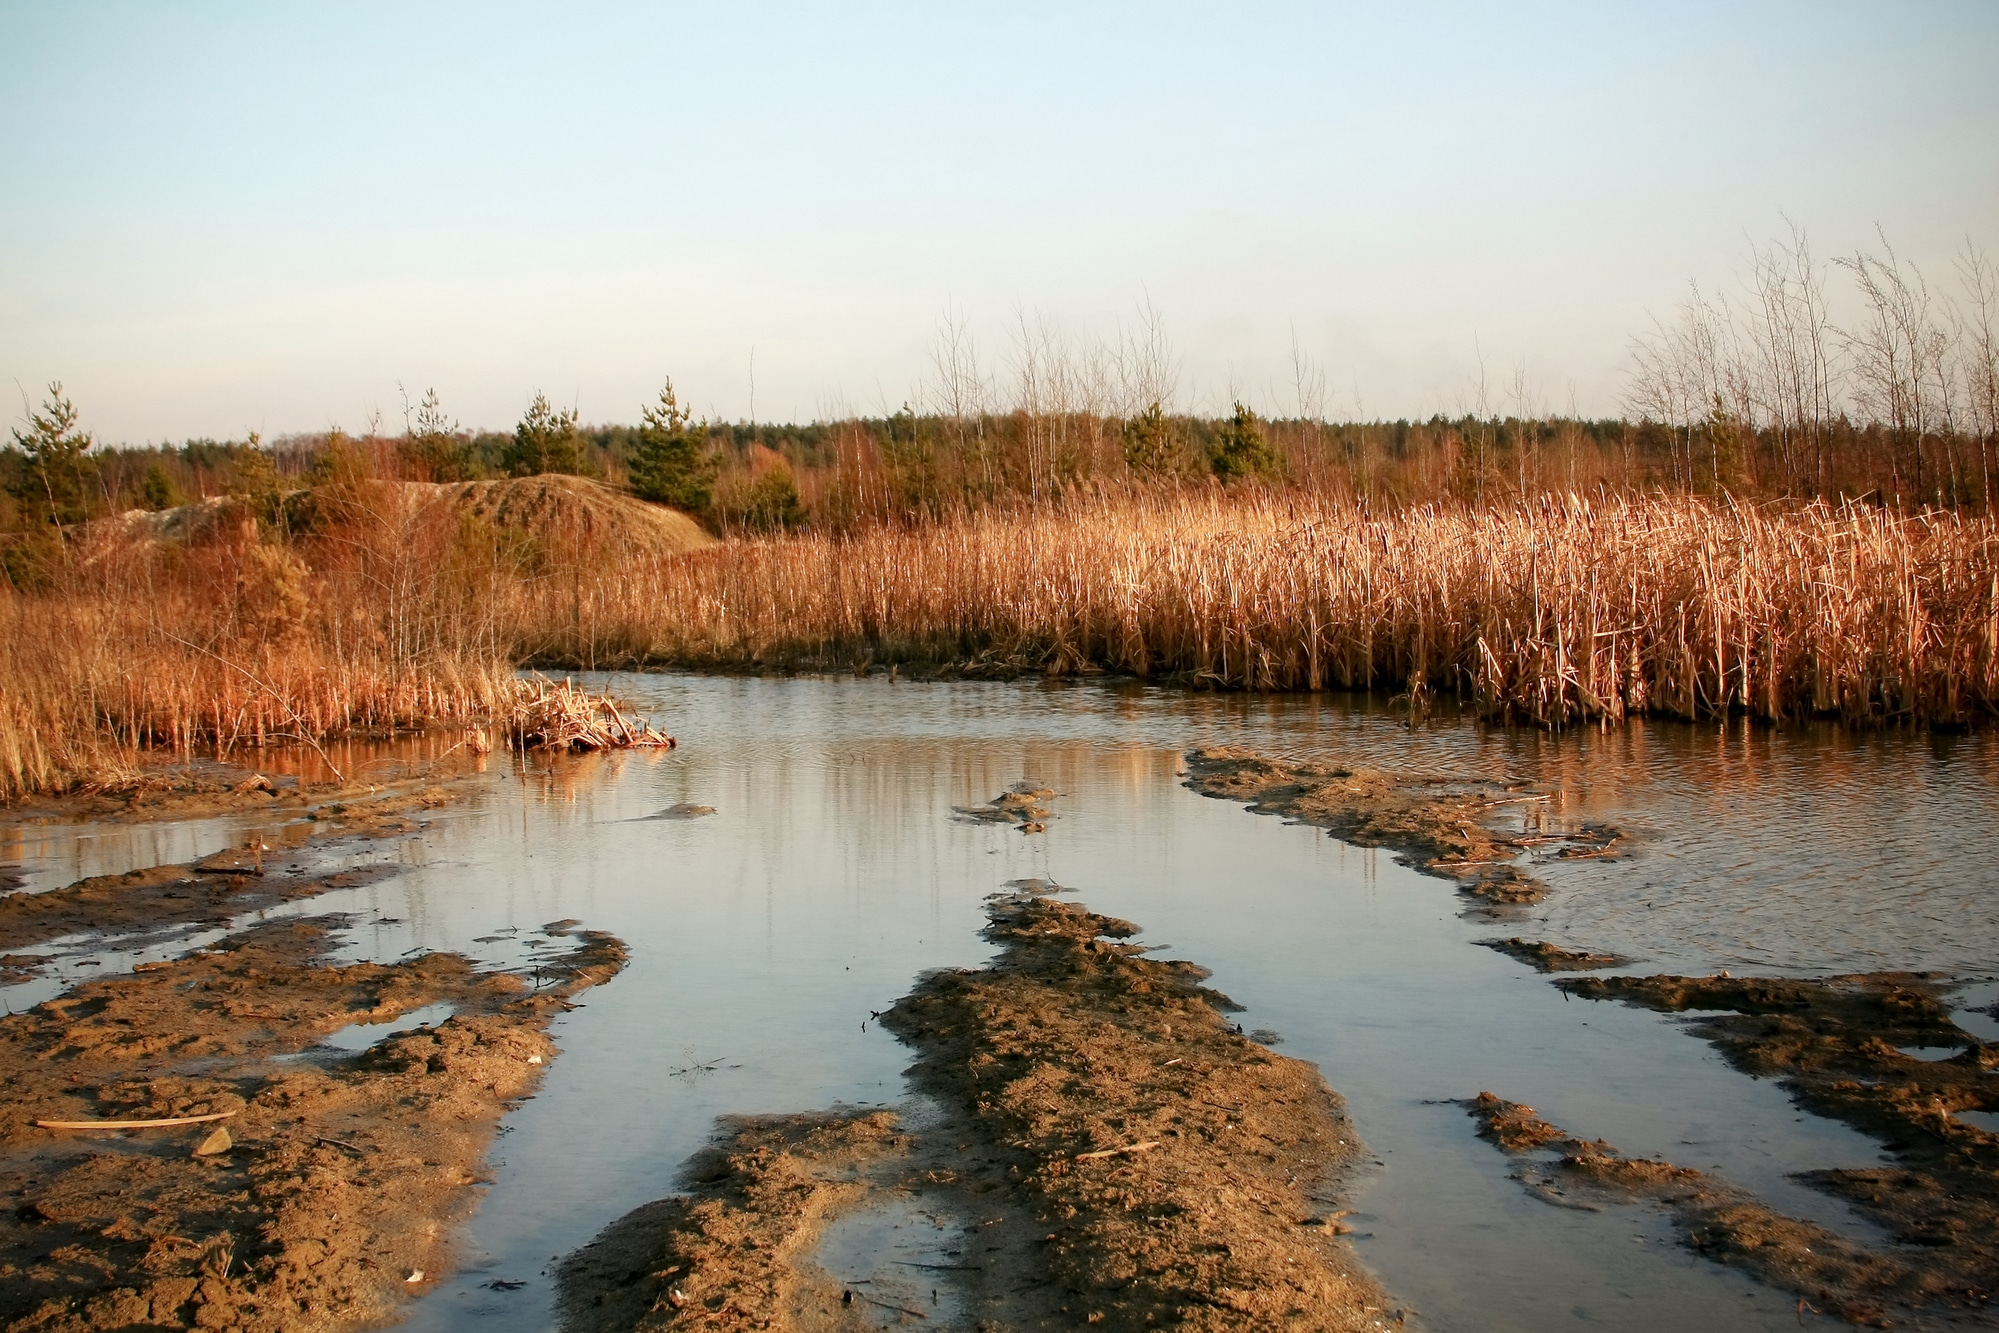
537,491,1999,726
0,588,512,800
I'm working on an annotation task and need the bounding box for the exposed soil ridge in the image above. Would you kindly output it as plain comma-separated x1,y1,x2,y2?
1183,745,1620,906
559,890,1396,1331
1552,971,1998,1318
1465,1091,1925,1325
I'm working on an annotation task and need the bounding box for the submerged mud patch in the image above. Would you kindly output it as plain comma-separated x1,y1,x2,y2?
1465,1092,1919,1323
1477,938,1632,972
1183,745,1618,907
0,917,626,1332
953,782,1057,834
559,891,1392,1332
0,782,470,956
1540,970,1999,1320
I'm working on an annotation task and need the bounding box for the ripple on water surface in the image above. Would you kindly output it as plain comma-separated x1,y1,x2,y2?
5,674,1993,1333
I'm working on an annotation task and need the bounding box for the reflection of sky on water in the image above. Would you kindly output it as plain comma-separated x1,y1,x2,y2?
6,674,1994,1333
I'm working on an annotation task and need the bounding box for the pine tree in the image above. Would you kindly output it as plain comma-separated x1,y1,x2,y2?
401,387,475,481
1207,402,1280,482
8,382,97,529
1122,400,1178,477
629,378,718,513
503,392,583,476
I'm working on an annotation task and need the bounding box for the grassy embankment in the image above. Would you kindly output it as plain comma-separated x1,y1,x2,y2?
4,479,1995,802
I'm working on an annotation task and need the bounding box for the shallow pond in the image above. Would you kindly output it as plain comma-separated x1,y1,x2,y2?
8,675,1998,1332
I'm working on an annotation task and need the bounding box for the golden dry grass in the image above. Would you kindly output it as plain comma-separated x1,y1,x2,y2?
0,477,689,800
544,491,1999,726
5,488,1995,801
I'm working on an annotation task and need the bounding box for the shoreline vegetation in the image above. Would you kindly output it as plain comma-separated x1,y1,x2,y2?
6,227,1999,800
5,481,1997,802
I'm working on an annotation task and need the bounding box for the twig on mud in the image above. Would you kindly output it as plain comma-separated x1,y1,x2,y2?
315,1136,369,1155
37,1110,238,1131
1076,1140,1162,1161
892,1260,982,1271
844,1289,928,1318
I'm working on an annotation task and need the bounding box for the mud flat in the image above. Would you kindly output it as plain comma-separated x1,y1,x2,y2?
1483,970,1998,1323
0,776,486,956
1181,745,1618,907
559,890,1392,1332
0,913,625,1333
0,757,636,1332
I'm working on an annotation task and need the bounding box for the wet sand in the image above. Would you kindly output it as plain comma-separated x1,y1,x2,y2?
0,761,628,1333
1181,745,1619,907
558,889,1392,1331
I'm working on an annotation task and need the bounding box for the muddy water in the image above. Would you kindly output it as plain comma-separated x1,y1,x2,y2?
6,675,1997,1332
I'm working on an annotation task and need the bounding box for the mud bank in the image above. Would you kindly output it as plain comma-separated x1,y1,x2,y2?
1465,1092,1924,1324
0,779,477,956
1534,971,1999,1319
1475,939,1630,972
1182,746,1618,907
0,917,625,1332
559,891,1393,1332
1,753,493,826
558,1111,908,1332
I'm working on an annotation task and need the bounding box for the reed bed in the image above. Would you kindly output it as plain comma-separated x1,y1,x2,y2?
6,488,1994,801
0,479,664,800
530,492,1999,728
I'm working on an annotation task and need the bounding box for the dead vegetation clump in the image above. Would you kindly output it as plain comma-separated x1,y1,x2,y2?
1183,744,1619,906
1556,970,1999,1309
0,917,627,1333
500,677,676,753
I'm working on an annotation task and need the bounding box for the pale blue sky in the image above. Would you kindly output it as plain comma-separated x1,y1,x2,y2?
3,2,1995,440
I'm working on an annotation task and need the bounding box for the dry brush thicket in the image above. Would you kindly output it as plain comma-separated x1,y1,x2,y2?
0,478,685,800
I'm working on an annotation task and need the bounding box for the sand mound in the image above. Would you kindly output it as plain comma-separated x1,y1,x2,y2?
425,475,714,558
106,475,714,559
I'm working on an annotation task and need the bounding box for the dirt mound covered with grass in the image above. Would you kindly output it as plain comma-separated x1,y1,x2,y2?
424,475,714,559
113,475,713,562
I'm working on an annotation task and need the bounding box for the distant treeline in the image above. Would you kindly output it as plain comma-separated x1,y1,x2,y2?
6,222,1997,571
4,403,1990,541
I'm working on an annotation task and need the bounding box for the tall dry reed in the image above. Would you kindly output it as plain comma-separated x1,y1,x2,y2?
7,487,1995,801
0,479,635,800
521,492,1999,727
